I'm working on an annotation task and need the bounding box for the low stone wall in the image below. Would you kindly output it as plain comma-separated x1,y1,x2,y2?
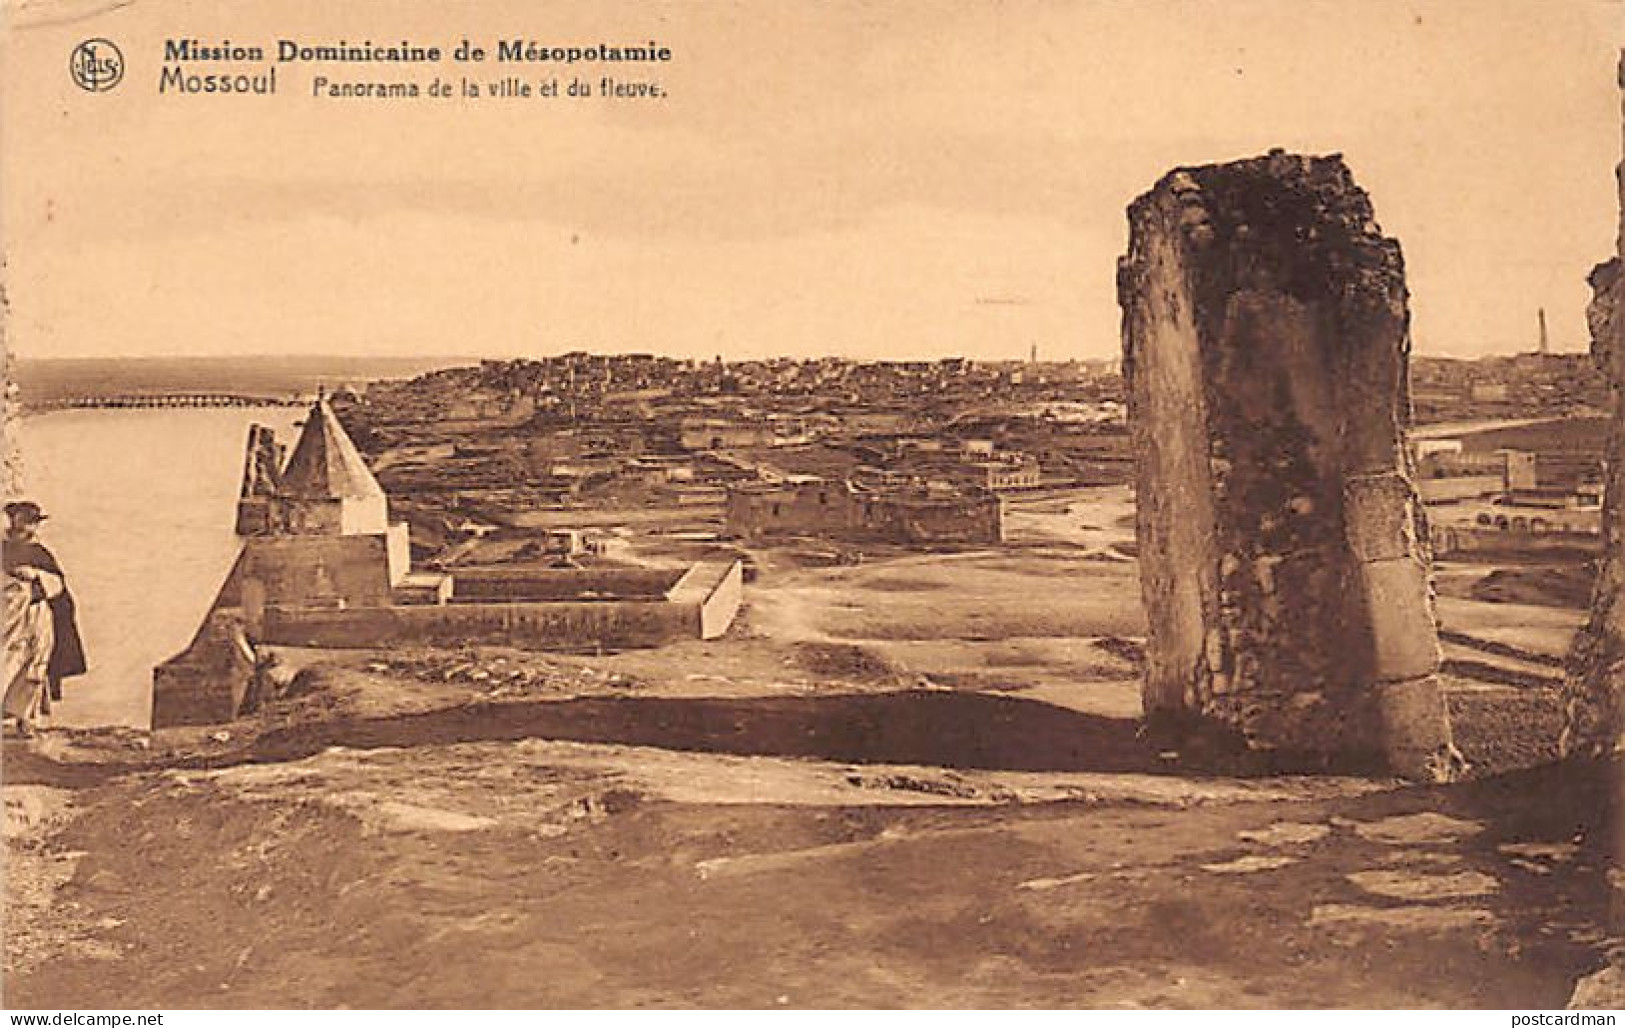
449,566,681,603
260,598,697,651
876,494,1003,544
667,560,745,640
155,550,745,726
726,484,1003,545
1432,524,1599,558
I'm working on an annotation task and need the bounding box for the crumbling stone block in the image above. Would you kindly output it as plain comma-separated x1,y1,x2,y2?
1118,150,1457,779
151,610,258,728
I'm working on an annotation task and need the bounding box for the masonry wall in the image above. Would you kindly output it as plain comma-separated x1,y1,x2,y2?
1562,55,1625,759
666,560,745,640
386,522,411,582
726,485,1002,545
1119,152,1455,778
699,561,744,640
340,492,391,536
271,498,346,536
450,566,682,602
235,497,272,536
153,532,397,724
866,495,1003,545
215,534,400,623
1432,524,1598,558
151,609,257,728
726,483,854,538
260,599,697,651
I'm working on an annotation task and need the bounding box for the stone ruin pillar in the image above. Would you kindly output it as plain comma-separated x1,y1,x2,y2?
1557,56,1625,1012
1563,54,1625,761
1117,151,1457,780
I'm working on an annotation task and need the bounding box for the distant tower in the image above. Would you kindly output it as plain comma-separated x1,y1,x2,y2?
1538,307,1550,355
1030,342,1038,365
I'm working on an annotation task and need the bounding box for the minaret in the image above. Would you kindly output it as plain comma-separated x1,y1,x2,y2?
1538,307,1550,355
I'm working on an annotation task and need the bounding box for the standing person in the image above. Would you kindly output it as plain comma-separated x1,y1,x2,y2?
2,502,87,712
4,567,58,736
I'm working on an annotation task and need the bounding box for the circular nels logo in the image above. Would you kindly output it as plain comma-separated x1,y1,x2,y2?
70,38,124,92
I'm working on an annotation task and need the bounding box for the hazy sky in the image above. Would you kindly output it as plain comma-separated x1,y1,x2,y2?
2,0,1621,362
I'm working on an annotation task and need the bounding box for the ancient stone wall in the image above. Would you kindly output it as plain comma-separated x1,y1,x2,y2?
1563,54,1625,759
449,565,682,603
260,598,699,651
876,493,1004,545
698,562,744,640
725,482,862,539
151,610,257,728
726,481,1003,546
666,559,745,640
211,534,400,627
1118,151,1456,778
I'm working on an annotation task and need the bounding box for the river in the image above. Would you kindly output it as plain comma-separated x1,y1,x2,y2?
16,407,302,730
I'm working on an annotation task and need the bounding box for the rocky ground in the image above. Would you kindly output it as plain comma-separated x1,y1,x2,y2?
4,488,1619,1008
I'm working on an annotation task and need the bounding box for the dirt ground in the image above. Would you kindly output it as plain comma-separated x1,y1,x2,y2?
4,487,1621,1008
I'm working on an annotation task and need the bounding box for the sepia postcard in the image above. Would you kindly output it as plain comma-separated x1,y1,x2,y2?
3,0,1625,1014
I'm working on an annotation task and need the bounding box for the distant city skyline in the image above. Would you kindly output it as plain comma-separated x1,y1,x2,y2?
3,0,1620,362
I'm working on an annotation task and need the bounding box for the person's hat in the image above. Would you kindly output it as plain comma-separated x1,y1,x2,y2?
3,501,47,524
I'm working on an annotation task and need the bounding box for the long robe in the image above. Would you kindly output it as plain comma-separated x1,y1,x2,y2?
3,574,55,725
1,538,87,696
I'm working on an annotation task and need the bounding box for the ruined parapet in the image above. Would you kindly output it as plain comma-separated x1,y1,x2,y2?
1118,151,1457,779
239,424,284,498
235,423,282,535
1563,54,1625,760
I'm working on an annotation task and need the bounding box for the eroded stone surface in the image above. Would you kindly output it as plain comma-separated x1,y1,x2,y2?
1570,963,1625,1010
1498,842,1580,863
1118,151,1455,779
1380,850,1464,867
1347,812,1484,845
1346,869,1500,901
1308,903,1495,933
1201,855,1299,874
1237,821,1331,846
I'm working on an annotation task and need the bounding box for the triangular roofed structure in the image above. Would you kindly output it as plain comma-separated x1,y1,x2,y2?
279,398,387,503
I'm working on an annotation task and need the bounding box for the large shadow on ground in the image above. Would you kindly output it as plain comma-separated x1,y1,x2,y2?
233,691,1172,775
